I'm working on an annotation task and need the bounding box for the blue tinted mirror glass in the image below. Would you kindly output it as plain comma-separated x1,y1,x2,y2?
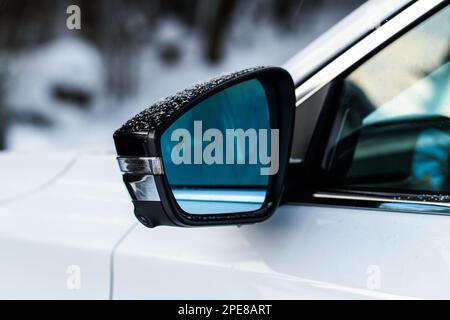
160,79,275,215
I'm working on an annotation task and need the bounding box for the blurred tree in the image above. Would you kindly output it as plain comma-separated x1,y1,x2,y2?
0,72,5,150
198,0,237,63
273,0,305,30
0,0,57,49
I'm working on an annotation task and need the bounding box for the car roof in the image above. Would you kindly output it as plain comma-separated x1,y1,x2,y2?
283,0,413,86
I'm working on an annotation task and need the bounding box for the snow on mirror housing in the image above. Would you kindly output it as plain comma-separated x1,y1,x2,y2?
114,67,295,227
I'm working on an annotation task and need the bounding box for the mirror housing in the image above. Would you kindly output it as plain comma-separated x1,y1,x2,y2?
114,67,295,227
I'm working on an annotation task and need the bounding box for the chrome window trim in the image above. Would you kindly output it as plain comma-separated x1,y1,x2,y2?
285,0,414,87
314,192,450,208
294,0,445,107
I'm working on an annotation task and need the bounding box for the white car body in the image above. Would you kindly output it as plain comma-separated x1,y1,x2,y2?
1,0,449,299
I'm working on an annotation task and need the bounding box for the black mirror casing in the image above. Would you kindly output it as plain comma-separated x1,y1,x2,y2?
114,66,295,228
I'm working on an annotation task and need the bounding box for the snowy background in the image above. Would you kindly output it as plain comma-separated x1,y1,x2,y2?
0,0,365,152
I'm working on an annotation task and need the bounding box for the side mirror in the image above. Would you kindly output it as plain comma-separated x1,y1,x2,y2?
114,67,295,227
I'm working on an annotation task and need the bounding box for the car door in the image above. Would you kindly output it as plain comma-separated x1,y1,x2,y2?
112,0,450,299
283,0,450,299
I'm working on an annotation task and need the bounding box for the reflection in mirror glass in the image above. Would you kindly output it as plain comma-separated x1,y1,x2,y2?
161,79,273,214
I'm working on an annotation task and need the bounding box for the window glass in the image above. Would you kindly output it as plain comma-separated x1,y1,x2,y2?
324,5,450,194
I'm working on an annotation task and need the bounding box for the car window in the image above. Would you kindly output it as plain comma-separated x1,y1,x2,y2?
323,5,450,195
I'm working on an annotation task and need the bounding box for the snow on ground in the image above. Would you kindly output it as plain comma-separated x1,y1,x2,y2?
5,37,105,151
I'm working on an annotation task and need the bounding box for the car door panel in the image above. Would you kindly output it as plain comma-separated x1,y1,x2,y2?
113,204,450,299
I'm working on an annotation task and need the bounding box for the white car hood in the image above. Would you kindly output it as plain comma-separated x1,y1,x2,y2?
0,152,78,204
0,151,135,299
